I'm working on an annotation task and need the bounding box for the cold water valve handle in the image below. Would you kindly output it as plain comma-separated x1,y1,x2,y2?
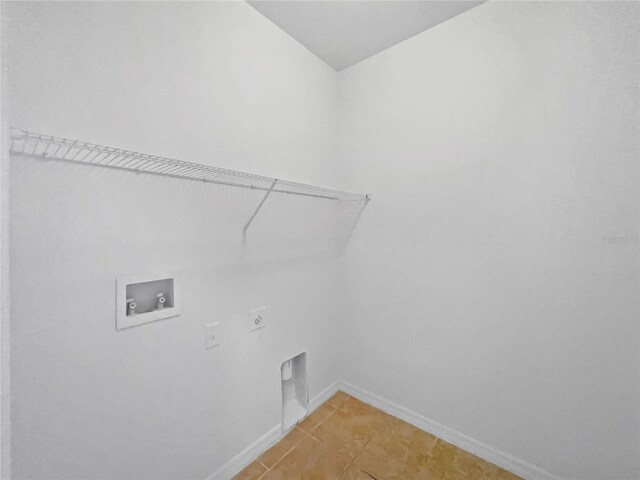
127,298,137,316
156,293,166,310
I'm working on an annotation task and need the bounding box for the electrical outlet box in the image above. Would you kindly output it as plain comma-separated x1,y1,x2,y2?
249,307,267,331
205,323,221,349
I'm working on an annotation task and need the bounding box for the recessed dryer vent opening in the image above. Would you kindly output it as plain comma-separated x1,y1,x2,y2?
281,352,308,431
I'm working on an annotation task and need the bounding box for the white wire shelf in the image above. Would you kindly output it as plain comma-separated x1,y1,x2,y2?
9,127,369,202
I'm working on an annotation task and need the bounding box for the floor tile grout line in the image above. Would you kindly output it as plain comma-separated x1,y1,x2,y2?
298,400,338,436
237,393,521,480
254,428,303,479
306,430,323,444
255,423,324,479
340,434,372,477
257,460,267,470
255,395,403,479
253,397,347,479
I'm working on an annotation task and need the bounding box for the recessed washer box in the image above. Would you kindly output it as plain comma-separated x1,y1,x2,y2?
116,273,180,330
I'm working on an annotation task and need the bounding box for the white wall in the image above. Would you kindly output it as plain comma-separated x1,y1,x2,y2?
1,93,12,480
4,1,639,479
2,2,346,479
337,2,639,479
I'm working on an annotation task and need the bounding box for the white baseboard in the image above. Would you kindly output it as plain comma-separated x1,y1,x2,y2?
206,381,340,480
337,381,564,480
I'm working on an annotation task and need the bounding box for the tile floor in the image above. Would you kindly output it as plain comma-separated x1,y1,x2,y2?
233,392,522,480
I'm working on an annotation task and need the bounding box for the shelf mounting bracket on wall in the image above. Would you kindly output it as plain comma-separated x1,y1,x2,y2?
243,179,277,240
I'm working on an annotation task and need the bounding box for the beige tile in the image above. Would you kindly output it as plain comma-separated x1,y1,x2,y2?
338,464,375,480
232,460,267,480
430,438,457,465
439,467,473,480
258,427,309,469
497,467,523,480
417,455,459,480
354,432,430,480
262,435,351,480
326,391,350,409
242,396,522,480
451,446,499,478
297,403,335,433
336,397,390,435
312,409,374,459
338,397,385,419
376,414,437,456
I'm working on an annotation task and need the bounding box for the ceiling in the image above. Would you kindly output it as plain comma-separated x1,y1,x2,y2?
248,1,485,71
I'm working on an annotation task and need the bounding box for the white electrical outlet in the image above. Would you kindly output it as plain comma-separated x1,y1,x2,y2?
205,322,221,349
249,307,267,331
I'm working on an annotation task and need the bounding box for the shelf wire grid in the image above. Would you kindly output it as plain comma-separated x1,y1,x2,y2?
9,128,368,201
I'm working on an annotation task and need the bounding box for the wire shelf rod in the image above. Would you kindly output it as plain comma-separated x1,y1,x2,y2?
9,127,369,202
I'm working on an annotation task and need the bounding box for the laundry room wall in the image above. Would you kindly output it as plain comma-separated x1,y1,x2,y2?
336,2,640,478
2,2,345,478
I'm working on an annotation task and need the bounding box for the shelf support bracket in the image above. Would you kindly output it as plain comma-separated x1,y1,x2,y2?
243,179,277,240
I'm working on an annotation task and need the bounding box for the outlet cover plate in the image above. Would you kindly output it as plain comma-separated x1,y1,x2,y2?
249,307,267,331
205,322,221,349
